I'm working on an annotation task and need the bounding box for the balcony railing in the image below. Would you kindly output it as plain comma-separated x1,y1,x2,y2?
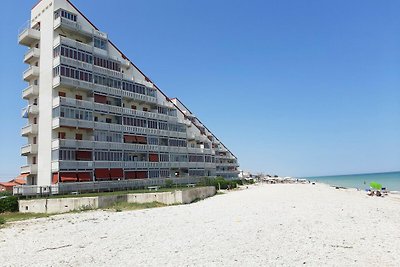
58,56,93,72
53,117,94,130
54,35,93,54
53,76,94,91
53,160,217,171
24,47,40,64
23,66,39,81
21,124,38,136
22,85,39,99
18,25,40,46
21,164,38,175
21,144,38,155
21,105,39,117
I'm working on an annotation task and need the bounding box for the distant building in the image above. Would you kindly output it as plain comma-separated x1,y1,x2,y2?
0,175,27,192
18,0,239,187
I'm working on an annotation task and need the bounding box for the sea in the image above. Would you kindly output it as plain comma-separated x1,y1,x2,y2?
308,171,400,192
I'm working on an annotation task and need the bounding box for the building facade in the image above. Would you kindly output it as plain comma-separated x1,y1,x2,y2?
19,0,239,186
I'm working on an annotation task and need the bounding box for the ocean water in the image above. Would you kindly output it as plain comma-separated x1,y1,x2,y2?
309,171,400,191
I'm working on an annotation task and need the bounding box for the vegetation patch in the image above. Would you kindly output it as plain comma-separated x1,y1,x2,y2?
106,201,166,212
0,196,19,213
197,177,245,190
0,212,50,227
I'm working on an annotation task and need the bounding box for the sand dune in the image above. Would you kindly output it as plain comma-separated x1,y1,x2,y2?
1,183,399,266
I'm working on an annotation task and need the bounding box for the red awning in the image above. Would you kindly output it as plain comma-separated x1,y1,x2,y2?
136,171,148,179
125,171,136,180
136,136,147,144
76,151,92,161
110,168,123,179
95,169,110,180
60,172,78,183
77,172,92,182
52,173,59,184
149,154,159,162
94,94,107,104
124,135,137,143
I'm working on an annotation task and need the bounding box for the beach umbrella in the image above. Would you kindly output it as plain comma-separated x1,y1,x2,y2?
370,181,382,190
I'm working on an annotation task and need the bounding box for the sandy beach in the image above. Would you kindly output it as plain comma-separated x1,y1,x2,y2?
1,183,400,266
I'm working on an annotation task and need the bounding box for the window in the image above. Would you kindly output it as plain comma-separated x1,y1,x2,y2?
75,95,82,100
57,9,77,22
57,65,92,82
59,149,76,160
94,37,107,50
131,105,136,110
58,92,66,97
58,132,66,139
160,169,170,178
148,120,157,129
159,154,169,162
32,156,37,164
158,121,168,131
147,136,159,145
149,170,160,178
143,107,148,112
33,137,37,144
94,56,120,71
75,134,83,140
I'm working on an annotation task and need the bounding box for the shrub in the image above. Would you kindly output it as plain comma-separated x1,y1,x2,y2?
164,179,174,188
0,191,11,197
0,196,19,213
196,177,213,187
0,217,5,225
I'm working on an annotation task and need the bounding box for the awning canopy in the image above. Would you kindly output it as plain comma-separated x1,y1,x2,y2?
110,168,123,179
77,172,92,182
95,169,110,180
60,172,78,183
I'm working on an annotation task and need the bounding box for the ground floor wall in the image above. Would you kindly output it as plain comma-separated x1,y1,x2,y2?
18,186,216,214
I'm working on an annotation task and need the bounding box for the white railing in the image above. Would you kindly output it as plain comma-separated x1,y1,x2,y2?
54,117,94,129
23,66,39,80
57,161,93,170
24,47,40,62
20,164,38,175
22,85,39,99
54,35,93,53
54,76,94,91
59,56,93,71
21,144,38,155
18,24,40,45
21,124,38,136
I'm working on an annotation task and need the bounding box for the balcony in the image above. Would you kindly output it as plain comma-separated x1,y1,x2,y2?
22,85,39,99
23,48,40,64
54,35,93,54
52,139,94,150
21,144,38,155
54,17,107,40
18,28,40,46
58,56,93,72
21,105,39,117
21,124,38,136
53,117,94,130
23,66,39,81
21,164,38,175
53,76,94,91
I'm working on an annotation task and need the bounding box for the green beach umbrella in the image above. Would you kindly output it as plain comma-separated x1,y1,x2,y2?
370,181,382,190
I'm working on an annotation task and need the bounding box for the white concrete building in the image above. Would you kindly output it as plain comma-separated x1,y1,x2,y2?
19,0,239,186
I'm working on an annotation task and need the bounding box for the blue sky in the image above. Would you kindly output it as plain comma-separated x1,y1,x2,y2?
0,0,399,180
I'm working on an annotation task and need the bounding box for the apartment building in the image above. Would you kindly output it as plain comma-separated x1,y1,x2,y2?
19,0,239,187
